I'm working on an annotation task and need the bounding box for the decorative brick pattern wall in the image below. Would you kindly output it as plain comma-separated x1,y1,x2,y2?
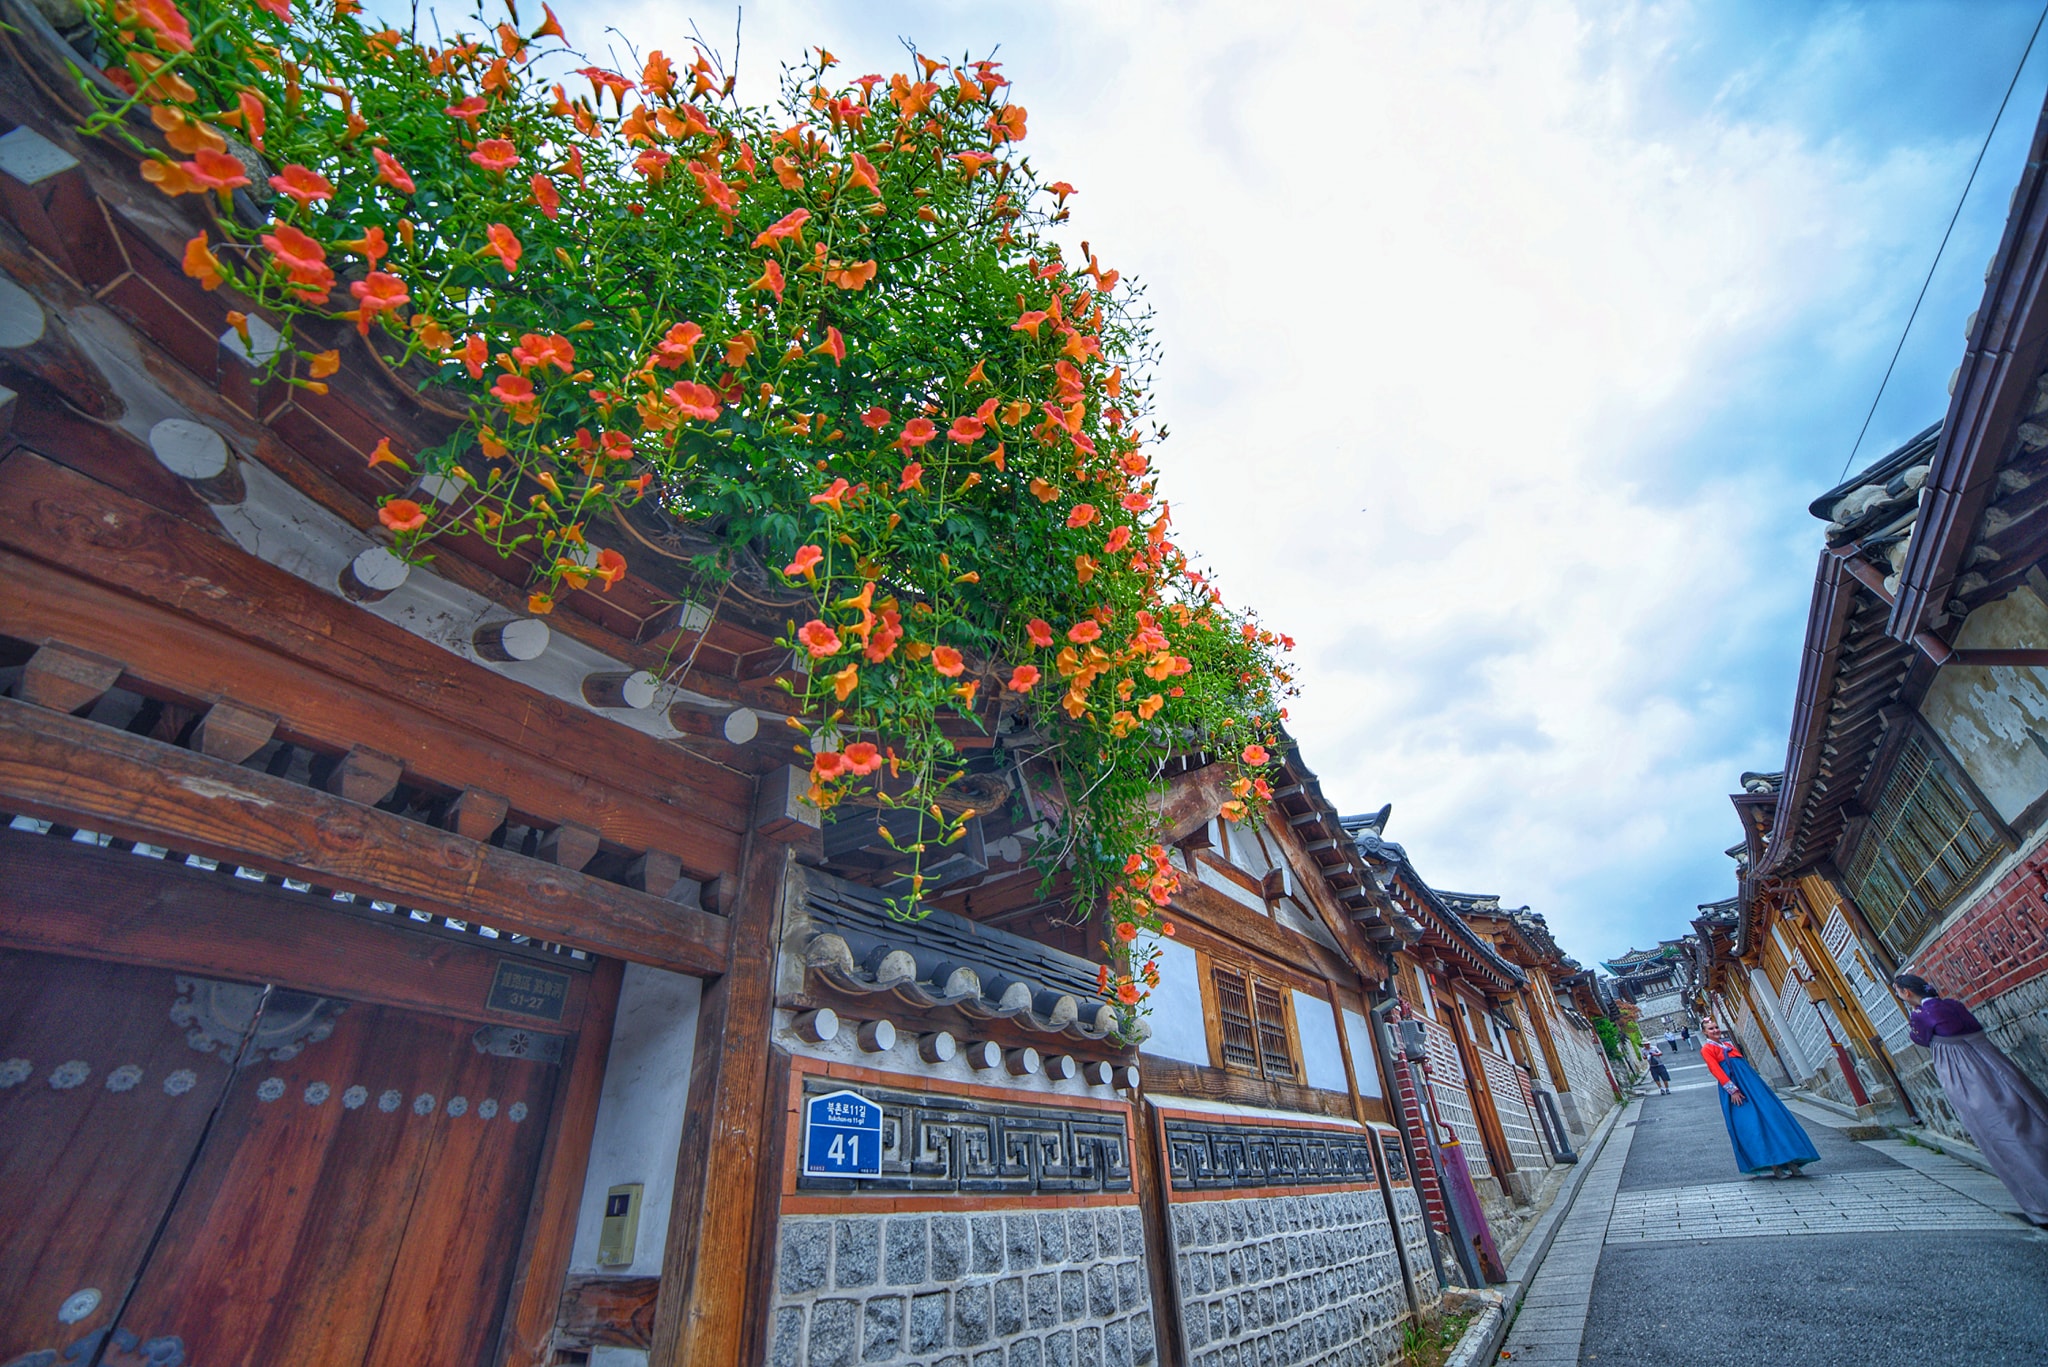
1418,1020,1490,1180
1477,1050,1549,1175
1913,838,2048,1003
793,1076,1133,1198
768,1206,1154,1367
1161,1119,1377,1191
1169,1190,1409,1367
1907,837,2048,1100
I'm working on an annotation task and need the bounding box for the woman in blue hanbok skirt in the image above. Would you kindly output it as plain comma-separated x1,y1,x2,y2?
1698,1019,1820,1177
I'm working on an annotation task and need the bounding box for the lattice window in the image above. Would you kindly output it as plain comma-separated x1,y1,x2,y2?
1823,908,1916,1061
1210,966,1297,1081
1844,733,2004,959
1252,981,1296,1082
1212,967,1261,1070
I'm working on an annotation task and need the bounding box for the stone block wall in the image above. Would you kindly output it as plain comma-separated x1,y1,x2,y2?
769,1206,1154,1367
1167,1190,1409,1367
1549,1020,1617,1138
1387,1184,1440,1303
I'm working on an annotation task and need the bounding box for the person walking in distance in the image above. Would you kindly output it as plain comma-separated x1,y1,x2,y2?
1646,1042,1672,1096
1680,1025,1692,1050
1700,1018,1819,1178
1893,972,2048,1227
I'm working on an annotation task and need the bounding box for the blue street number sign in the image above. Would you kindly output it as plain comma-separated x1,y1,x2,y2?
803,1089,884,1178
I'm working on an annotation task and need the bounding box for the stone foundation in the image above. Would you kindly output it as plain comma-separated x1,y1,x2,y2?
769,1206,1154,1367
1168,1189,1409,1367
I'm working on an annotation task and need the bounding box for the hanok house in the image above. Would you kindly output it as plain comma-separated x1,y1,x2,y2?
0,39,1462,1367
1710,772,1921,1121
1723,81,2048,1133
1339,809,1565,1276
1125,747,1448,1365
1450,898,1617,1159
706,731,1457,1367
0,14,1639,1365
1600,941,1697,1049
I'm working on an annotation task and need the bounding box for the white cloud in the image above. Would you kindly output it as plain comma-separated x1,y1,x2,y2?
559,0,1992,958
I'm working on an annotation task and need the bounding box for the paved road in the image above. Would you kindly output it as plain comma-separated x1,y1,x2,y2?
1502,1055,2048,1366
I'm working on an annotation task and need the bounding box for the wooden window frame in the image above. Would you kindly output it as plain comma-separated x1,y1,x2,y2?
1198,950,1302,1082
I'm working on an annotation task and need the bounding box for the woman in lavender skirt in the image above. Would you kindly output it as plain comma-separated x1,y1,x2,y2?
1893,972,2048,1226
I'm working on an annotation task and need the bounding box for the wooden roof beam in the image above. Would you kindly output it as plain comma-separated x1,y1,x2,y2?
0,693,732,975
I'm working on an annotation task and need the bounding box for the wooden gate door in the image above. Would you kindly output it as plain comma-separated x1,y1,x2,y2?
0,947,562,1367
0,950,241,1364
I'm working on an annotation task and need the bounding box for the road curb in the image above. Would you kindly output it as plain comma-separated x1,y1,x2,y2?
1441,1294,1504,1367
1442,1098,1632,1367
1883,1122,2000,1175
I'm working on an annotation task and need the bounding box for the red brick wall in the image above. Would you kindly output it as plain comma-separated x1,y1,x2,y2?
1912,840,2048,1004
1393,1054,1450,1236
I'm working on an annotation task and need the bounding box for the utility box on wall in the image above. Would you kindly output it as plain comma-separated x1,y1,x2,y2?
1398,1018,1430,1062
597,1183,643,1267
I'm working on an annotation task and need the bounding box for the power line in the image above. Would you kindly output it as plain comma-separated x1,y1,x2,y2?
1839,0,2048,482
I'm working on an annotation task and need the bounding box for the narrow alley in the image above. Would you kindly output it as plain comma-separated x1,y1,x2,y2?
1501,1052,2048,1366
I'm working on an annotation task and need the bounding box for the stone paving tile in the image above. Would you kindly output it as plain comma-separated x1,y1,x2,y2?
1557,1077,2048,1367
1604,1169,2017,1243
1496,1100,1644,1366
1862,1138,2026,1215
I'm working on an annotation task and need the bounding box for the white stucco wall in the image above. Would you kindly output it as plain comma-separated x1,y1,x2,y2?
1140,936,1210,1065
1341,1007,1383,1097
569,963,703,1276
1292,989,1348,1092
1918,587,2048,822
1195,857,1268,913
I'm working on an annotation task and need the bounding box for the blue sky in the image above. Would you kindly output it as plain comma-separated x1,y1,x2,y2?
550,0,2048,965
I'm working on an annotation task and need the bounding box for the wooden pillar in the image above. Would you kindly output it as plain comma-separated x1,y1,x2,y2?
1127,1100,1185,1367
1522,981,1571,1097
647,832,792,1367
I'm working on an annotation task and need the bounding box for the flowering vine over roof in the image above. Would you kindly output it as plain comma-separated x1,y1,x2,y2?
80,0,1296,1033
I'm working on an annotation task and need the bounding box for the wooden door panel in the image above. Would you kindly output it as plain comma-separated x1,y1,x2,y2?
102,999,443,1366
0,951,235,1364
365,1029,560,1367
103,999,560,1367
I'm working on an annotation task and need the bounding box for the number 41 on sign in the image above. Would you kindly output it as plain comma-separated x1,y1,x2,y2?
802,1088,884,1178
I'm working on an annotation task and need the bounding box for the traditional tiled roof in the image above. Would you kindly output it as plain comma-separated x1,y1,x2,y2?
1601,942,1685,972
794,870,1125,1043
1264,745,1408,947
1340,810,1523,990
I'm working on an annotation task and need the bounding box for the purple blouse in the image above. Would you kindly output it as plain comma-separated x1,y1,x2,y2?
1908,995,1982,1047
